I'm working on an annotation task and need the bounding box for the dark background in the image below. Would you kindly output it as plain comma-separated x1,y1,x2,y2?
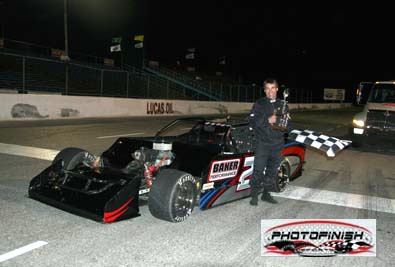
2,1,394,90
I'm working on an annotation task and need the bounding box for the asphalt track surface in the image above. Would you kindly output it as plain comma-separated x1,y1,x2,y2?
0,107,394,267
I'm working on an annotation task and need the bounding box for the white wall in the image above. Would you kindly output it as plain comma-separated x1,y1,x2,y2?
0,94,352,121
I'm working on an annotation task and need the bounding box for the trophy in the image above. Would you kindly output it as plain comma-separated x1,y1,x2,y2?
270,88,291,131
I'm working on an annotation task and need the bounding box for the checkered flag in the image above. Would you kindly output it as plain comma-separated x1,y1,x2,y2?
320,240,371,254
288,129,352,157
320,240,343,248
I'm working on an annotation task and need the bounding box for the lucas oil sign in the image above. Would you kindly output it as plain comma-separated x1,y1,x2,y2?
208,159,240,182
146,102,174,114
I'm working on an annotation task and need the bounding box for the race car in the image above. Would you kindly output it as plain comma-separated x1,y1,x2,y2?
28,117,305,223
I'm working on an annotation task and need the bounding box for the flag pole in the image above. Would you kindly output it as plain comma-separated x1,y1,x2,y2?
142,44,145,68
120,36,123,67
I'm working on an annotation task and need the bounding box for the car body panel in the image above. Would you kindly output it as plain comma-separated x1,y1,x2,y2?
28,118,305,223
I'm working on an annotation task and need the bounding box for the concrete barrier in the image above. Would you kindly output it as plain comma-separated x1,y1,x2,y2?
0,93,352,121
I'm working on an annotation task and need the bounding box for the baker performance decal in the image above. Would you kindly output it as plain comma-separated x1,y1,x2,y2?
261,219,376,257
208,159,240,182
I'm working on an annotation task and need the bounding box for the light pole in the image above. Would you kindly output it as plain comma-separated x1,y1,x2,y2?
63,0,70,61
63,0,70,94
0,1,5,39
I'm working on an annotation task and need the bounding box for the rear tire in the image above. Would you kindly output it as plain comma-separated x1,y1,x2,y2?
148,169,197,222
273,158,291,192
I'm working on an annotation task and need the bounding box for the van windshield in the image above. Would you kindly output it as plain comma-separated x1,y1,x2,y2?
368,83,395,103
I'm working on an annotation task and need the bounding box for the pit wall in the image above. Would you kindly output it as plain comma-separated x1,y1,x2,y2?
0,93,352,121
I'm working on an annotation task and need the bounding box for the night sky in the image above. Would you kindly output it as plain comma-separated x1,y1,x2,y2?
3,1,395,90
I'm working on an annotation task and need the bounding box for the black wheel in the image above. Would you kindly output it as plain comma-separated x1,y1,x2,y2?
273,158,291,192
53,147,94,170
148,169,197,222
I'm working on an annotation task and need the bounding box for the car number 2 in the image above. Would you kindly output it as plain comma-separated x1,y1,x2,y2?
236,156,254,191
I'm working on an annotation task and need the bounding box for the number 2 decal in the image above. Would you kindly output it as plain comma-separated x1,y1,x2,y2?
236,156,254,191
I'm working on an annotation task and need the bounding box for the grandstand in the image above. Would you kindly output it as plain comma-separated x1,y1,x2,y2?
0,38,326,103
0,38,260,102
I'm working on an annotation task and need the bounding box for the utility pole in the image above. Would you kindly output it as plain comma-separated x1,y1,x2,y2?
0,1,5,39
63,0,70,94
64,0,69,61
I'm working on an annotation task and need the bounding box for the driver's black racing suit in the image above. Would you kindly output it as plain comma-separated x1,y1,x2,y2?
249,97,290,194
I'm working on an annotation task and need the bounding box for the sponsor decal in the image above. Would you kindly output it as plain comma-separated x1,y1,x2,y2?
146,102,174,115
261,219,376,257
178,174,196,186
202,182,214,191
323,88,345,101
174,209,192,222
138,188,150,195
172,175,196,222
208,159,240,182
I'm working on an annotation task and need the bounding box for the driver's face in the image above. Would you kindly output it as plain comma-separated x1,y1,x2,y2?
264,83,278,100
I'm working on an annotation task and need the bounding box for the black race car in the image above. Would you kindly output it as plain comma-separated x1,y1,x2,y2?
28,117,305,223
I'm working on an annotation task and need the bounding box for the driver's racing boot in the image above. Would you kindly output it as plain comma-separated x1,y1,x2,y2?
249,188,259,206
261,189,278,204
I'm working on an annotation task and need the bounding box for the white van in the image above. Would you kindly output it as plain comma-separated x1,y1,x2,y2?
351,81,395,144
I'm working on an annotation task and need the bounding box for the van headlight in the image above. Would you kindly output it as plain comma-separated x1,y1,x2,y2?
352,119,365,127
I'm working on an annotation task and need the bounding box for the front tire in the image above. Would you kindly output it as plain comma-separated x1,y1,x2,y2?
148,169,197,222
53,147,94,170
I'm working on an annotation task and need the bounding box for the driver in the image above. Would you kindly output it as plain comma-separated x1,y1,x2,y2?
248,78,290,206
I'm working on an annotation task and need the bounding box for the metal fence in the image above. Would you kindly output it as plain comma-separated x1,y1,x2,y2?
0,51,216,101
0,50,344,103
143,64,329,103
144,65,262,102
1,39,105,66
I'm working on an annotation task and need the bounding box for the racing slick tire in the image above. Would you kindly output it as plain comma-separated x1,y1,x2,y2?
53,147,94,170
272,158,291,193
148,169,197,223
